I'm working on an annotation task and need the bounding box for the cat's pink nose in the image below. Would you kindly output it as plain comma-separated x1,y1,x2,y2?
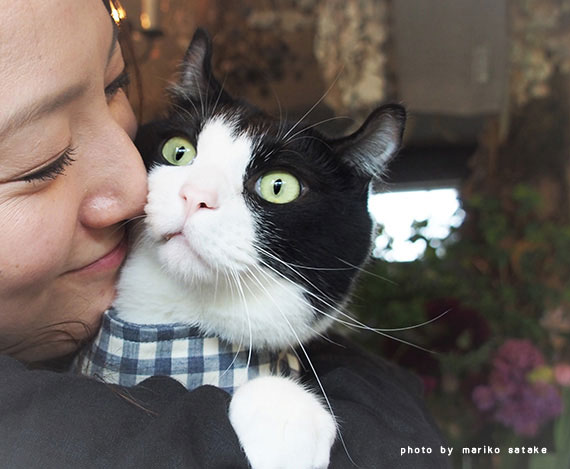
179,184,219,217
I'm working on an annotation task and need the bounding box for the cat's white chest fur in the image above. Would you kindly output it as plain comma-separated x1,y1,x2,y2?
115,242,326,350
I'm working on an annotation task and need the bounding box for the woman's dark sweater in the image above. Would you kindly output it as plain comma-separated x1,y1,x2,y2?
0,335,451,468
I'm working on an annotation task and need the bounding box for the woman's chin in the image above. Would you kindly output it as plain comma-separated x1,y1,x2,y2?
13,322,100,364
17,291,111,363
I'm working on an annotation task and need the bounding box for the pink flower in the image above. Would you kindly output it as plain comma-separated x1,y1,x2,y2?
492,339,545,372
554,363,570,387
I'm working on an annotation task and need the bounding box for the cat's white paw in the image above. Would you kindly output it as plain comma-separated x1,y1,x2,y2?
229,376,336,469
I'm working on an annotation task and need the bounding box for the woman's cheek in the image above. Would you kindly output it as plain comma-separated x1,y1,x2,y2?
0,188,75,289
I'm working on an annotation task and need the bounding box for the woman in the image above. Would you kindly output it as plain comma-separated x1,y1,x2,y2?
0,0,450,467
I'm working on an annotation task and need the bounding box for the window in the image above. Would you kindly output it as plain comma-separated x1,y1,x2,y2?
369,188,465,262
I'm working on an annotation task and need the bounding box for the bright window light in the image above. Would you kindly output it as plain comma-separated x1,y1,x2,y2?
368,188,465,262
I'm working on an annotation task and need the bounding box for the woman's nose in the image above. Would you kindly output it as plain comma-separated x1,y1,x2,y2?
79,108,147,229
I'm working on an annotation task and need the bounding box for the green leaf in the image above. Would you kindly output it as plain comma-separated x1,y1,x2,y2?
553,389,570,467
529,454,560,469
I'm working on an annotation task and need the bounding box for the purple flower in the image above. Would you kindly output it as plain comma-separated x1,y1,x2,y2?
472,339,562,437
493,383,562,437
472,385,495,411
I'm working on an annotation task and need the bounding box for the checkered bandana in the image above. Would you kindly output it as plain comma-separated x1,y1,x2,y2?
73,308,301,394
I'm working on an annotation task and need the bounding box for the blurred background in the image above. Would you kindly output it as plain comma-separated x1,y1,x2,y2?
113,1,570,467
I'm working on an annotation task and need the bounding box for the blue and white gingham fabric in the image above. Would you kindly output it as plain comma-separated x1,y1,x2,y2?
73,308,301,394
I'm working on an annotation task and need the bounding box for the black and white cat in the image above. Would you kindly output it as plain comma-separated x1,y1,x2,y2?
78,29,405,469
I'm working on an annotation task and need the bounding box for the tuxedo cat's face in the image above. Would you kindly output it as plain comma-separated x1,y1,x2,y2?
142,117,259,283
133,29,405,347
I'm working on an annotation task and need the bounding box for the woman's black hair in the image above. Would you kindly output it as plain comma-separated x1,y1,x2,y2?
103,0,144,121
103,0,114,14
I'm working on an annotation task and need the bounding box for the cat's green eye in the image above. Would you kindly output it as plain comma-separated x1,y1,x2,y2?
256,171,301,204
161,137,197,166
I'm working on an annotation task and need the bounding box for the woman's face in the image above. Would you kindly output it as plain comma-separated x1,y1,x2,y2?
0,0,147,361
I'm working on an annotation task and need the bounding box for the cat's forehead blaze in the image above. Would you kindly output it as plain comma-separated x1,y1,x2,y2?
186,110,341,186
197,118,252,165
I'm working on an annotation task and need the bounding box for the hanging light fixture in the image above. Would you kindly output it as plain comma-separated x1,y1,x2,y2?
109,0,127,25
140,0,162,35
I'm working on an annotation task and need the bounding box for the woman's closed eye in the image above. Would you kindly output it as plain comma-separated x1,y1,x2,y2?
15,70,130,184
105,68,130,101
17,146,77,183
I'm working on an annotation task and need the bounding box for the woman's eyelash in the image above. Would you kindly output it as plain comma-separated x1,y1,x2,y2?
16,72,128,184
17,71,128,184
105,69,130,98
20,147,77,183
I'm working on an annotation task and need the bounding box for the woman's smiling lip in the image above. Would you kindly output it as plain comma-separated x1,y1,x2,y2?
67,234,128,275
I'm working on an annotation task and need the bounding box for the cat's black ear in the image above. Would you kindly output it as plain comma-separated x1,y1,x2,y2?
333,104,406,181
171,28,222,101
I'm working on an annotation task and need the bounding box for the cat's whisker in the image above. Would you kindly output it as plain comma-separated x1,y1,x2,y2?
255,244,340,305
284,134,333,151
213,264,220,305
219,349,242,381
374,309,452,332
220,329,247,382
310,331,347,348
254,253,438,354
192,74,206,121
315,307,438,354
334,257,399,286
230,269,253,371
254,254,354,273
214,267,251,378
126,214,148,223
255,244,390,325
261,79,287,142
169,76,203,117
241,267,307,380
171,100,200,123
219,333,246,381
243,266,305,358
253,259,365,333
275,110,286,144
217,270,249,380
284,116,353,145
251,256,363,334
211,74,228,118
241,267,307,376
255,254,358,331
109,215,147,237
219,268,236,306
256,247,388,301
244,265,357,467
292,340,357,467
302,324,345,348
274,148,310,160
281,66,344,143
274,108,291,147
